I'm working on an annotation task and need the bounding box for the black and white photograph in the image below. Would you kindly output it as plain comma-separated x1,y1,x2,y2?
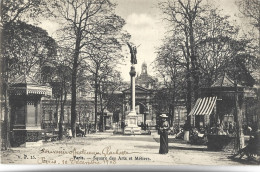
0,0,260,170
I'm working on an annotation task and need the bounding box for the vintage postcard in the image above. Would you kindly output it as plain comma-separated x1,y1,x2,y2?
0,0,260,170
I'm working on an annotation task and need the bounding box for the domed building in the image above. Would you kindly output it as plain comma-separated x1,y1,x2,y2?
136,62,156,89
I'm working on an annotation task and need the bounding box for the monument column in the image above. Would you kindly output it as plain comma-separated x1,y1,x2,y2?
130,66,136,112
124,42,141,134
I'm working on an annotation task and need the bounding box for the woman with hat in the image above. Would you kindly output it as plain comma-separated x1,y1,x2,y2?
159,114,170,154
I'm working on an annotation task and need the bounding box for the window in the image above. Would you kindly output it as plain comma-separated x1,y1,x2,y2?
14,105,26,125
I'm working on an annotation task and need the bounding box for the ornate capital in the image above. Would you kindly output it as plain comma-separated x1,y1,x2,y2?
129,66,136,77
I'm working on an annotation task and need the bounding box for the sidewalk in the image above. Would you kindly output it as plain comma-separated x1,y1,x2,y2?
1,132,113,164
0,131,258,165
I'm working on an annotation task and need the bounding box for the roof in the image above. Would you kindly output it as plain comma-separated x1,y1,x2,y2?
9,75,52,96
136,73,155,86
9,75,40,85
211,74,242,87
122,85,151,93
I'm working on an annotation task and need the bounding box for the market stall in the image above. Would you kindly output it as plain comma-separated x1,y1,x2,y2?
189,74,256,151
9,75,52,147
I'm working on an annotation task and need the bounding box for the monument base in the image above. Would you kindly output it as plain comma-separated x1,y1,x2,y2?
124,111,141,135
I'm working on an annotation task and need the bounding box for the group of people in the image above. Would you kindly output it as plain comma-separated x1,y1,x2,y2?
208,121,236,136
140,122,149,131
231,129,260,159
64,123,95,138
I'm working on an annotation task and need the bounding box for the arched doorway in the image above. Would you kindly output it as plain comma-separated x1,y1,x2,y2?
136,101,149,130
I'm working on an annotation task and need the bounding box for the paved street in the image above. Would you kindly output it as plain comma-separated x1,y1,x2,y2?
1,131,258,166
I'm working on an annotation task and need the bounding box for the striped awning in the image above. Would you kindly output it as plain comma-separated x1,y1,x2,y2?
188,96,217,116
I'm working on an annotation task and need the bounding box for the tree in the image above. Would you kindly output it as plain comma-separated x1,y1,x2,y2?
98,68,123,131
236,0,260,85
56,63,71,140
157,0,259,150
1,0,57,149
46,49,72,140
158,0,207,125
79,12,128,131
1,22,56,150
2,21,57,80
157,0,258,124
84,48,125,132
1,0,45,26
155,39,187,126
236,0,260,31
45,0,127,137
194,9,246,86
194,8,259,87
236,0,260,131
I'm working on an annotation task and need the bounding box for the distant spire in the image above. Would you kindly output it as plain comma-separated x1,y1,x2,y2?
141,61,147,74
142,60,147,66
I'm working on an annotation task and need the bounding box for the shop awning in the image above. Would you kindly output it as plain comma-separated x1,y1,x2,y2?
188,96,217,116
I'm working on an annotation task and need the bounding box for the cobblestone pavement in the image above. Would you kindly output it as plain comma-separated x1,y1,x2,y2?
1,131,259,166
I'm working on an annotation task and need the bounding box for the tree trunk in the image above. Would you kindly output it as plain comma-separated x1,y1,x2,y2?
71,42,80,138
144,112,147,130
1,25,11,148
59,85,63,140
3,82,11,150
189,20,199,100
99,84,104,132
58,114,64,140
54,97,60,128
186,68,192,127
171,105,175,127
257,89,260,130
71,68,77,137
171,79,176,127
99,111,104,132
168,106,172,127
94,70,98,132
235,91,244,150
183,30,192,127
59,82,67,140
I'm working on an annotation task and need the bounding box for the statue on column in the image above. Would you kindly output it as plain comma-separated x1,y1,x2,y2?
127,42,137,64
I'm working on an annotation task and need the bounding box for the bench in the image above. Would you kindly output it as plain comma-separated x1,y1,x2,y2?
43,129,59,141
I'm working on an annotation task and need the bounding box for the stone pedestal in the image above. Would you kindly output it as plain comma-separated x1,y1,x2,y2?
124,111,141,134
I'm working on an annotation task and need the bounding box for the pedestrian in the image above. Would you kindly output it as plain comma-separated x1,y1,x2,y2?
159,114,170,154
67,128,72,139
88,123,91,134
247,126,252,138
183,120,190,141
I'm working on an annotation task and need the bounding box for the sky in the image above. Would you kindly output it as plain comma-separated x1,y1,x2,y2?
111,0,246,81
112,0,165,81
39,0,248,82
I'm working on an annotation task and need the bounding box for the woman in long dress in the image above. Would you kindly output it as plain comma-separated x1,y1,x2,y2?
159,114,170,154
